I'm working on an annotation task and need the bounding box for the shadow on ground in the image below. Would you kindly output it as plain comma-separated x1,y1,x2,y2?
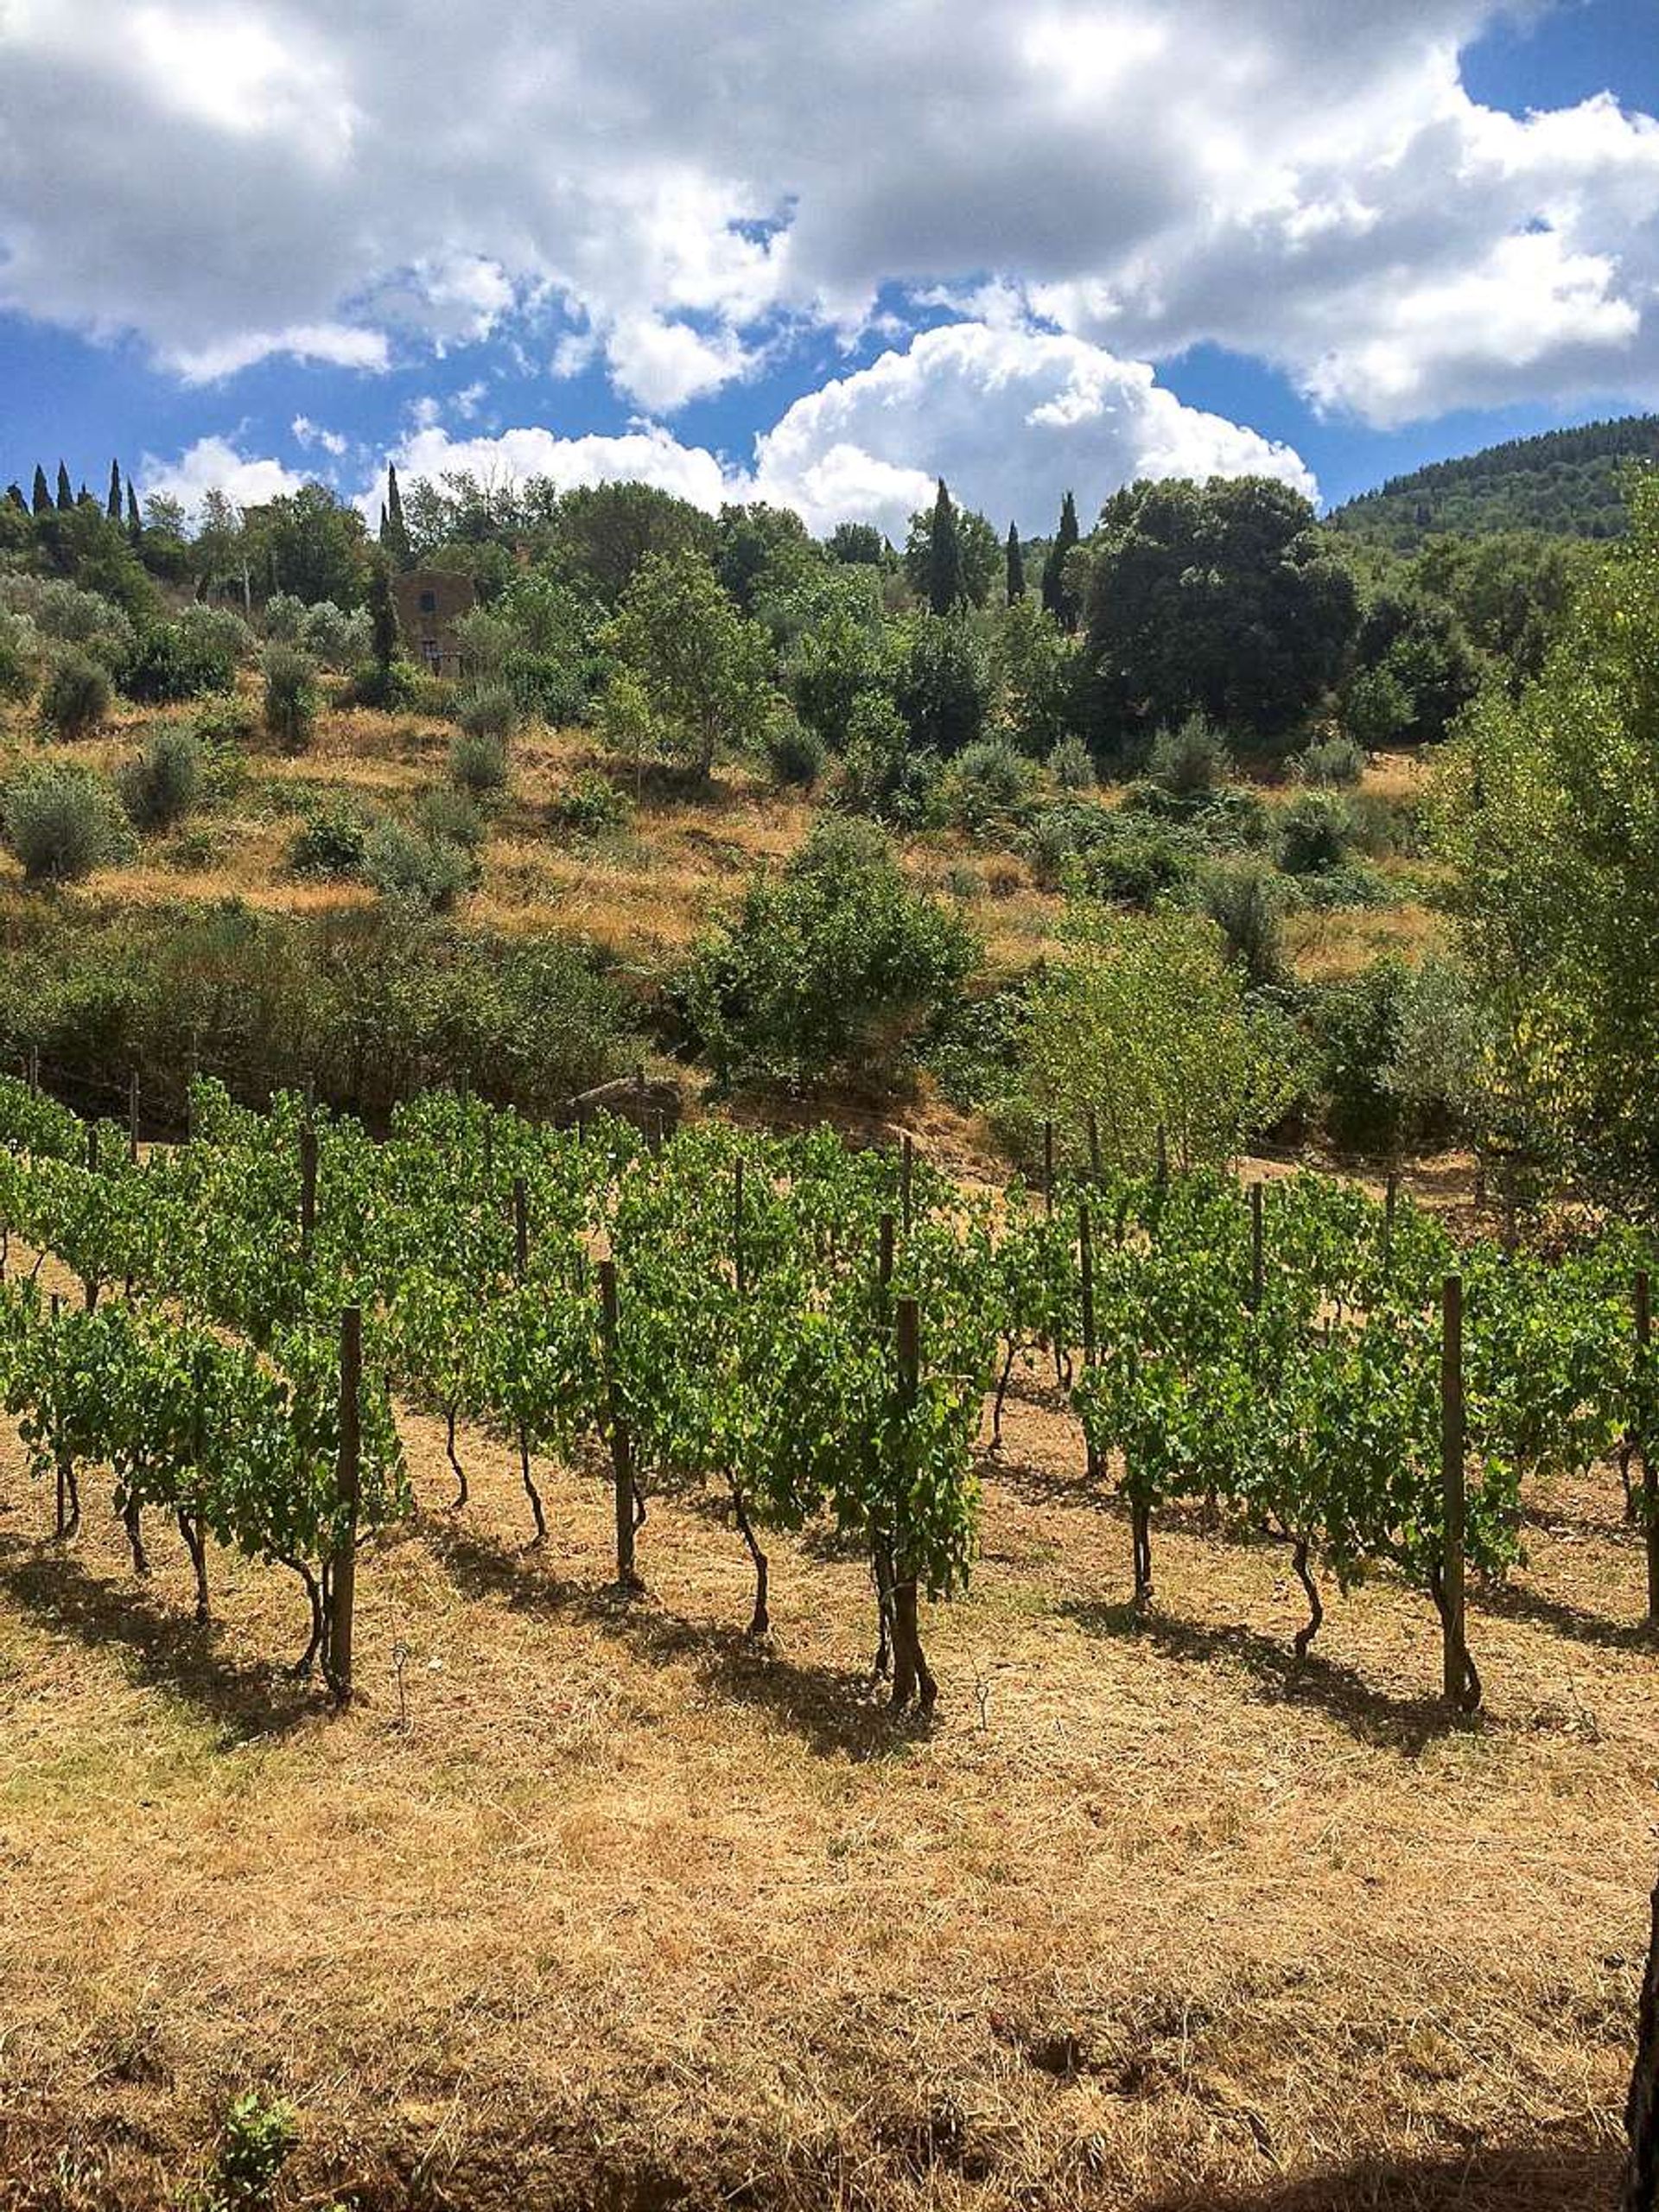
0,1531,321,1738
1141,2130,1618,2212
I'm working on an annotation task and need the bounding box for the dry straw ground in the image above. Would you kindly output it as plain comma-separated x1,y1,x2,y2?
0,1285,1649,2210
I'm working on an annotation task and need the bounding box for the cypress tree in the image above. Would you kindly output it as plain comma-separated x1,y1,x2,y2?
31,466,51,515
381,463,410,565
1005,522,1025,605
107,460,122,521
55,462,73,512
1041,491,1081,633
368,556,400,671
126,481,142,537
6,483,26,512
926,478,963,616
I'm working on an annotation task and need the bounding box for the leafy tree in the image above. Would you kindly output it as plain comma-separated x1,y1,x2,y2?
1014,901,1304,1172
31,467,51,517
1080,476,1358,753
1041,491,1081,632
601,550,772,779
994,595,1073,756
786,601,893,752
715,502,811,613
117,622,236,705
1431,471,1659,1206
1005,523,1025,605
548,481,717,604
827,521,887,567
245,483,368,607
893,609,991,758
681,817,977,1090
263,644,319,753
1349,584,1480,743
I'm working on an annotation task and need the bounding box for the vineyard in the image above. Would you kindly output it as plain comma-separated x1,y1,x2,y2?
1,1071,1656,1720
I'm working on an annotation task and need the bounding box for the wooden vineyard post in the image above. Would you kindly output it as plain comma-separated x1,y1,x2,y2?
1087,1108,1102,1186
302,1071,315,1123
1043,1119,1055,1215
1249,1181,1264,1313
1440,1274,1477,1711
889,1295,936,1714
327,1305,360,1707
1078,1201,1099,1482
599,1261,641,1593
1640,1268,1656,1611
298,1126,318,1261
128,1072,140,1163
1383,1174,1397,1274
900,1134,913,1236
512,1177,529,1282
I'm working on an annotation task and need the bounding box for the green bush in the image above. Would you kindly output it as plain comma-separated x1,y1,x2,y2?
118,726,204,833
762,706,826,789
1198,860,1287,988
0,610,41,703
262,643,318,753
944,736,1035,832
1146,712,1233,798
457,683,518,746
1047,734,1095,791
1079,827,1194,909
289,805,368,879
41,650,113,740
1294,732,1365,788
364,818,475,912
679,816,978,1090
449,727,509,798
1314,957,1409,1154
118,621,235,704
550,770,632,838
3,762,127,881
414,785,487,850
1277,789,1353,874
343,658,422,713
193,694,259,748
838,690,939,827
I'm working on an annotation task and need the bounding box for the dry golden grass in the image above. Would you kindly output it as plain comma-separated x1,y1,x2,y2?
0,1242,1647,2209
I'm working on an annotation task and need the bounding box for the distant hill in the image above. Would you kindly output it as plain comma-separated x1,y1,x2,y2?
1329,414,1659,550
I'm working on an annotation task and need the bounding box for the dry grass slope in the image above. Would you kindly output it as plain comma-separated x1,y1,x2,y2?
0,1287,1648,2210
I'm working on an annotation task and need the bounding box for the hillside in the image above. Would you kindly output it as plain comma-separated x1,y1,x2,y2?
1328,414,1659,550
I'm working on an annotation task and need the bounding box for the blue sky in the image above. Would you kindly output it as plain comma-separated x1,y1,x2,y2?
3,0,1656,536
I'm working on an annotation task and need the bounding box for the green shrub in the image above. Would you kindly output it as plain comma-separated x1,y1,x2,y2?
838,691,939,827
118,727,204,833
449,727,509,797
1277,789,1353,874
41,650,113,739
1314,957,1409,1154
762,707,826,789
0,610,41,703
118,621,235,704
1078,827,1194,909
1346,789,1420,860
550,770,632,838
193,694,260,748
207,2089,297,2211
679,816,977,1090
165,823,233,873
944,736,1035,832
414,785,487,851
363,819,475,912
343,658,422,712
1047,734,1095,791
1294,732,1365,788
262,643,317,753
456,683,518,746
3,762,127,881
1198,860,1287,988
1146,712,1233,798
289,805,368,879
